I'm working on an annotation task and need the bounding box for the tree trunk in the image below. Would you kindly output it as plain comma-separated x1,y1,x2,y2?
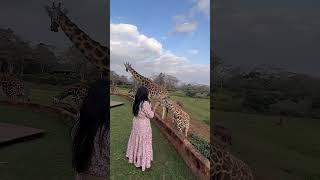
41,64,45,73
8,63,14,74
20,64,24,77
80,72,85,82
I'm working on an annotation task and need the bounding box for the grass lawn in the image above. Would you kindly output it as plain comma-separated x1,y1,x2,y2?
110,95,195,180
0,105,74,180
214,110,320,180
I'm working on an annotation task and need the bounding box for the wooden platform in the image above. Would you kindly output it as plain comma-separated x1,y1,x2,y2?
0,123,45,146
110,101,124,108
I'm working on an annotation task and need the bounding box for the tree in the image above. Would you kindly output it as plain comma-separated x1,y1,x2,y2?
32,43,57,74
165,75,179,90
153,73,166,87
61,45,91,81
0,28,33,76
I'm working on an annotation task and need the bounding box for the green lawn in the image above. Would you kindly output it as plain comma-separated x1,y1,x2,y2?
214,110,320,180
0,106,74,180
110,95,195,180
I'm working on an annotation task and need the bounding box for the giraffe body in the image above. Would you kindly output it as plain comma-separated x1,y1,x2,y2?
162,98,190,137
110,84,120,95
211,140,254,180
0,74,30,102
127,88,136,100
53,83,89,111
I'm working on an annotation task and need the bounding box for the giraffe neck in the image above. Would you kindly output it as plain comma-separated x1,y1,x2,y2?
127,66,152,87
58,13,108,70
55,87,75,101
163,98,176,112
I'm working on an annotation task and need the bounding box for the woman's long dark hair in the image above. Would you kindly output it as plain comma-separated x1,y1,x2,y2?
72,80,108,173
133,86,150,116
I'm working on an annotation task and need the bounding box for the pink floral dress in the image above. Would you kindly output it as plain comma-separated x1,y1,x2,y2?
126,101,154,171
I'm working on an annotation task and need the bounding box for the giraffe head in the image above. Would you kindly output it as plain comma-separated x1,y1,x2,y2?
52,96,60,105
124,62,132,72
45,2,68,32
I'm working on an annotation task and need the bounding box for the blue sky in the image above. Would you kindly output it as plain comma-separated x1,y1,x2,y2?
110,0,210,85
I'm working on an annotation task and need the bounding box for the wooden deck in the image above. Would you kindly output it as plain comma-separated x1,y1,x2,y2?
0,123,45,146
110,101,124,108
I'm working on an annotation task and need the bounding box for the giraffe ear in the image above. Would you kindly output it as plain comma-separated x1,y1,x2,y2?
44,5,52,16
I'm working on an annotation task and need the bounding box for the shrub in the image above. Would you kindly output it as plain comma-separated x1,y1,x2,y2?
242,91,278,113
189,134,209,159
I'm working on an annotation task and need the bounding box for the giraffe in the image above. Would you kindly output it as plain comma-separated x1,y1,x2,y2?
52,82,89,111
127,88,136,100
110,83,120,95
161,98,190,137
211,137,255,180
45,2,109,79
124,62,169,119
0,74,30,103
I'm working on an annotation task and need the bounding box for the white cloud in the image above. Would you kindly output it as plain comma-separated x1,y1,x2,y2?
172,15,198,33
174,22,198,33
110,23,209,85
195,0,210,17
186,49,199,55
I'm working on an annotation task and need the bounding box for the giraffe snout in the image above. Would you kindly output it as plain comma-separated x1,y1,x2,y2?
50,22,59,32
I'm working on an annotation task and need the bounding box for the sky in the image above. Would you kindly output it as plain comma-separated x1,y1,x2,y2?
0,0,108,51
214,0,320,77
110,0,210,85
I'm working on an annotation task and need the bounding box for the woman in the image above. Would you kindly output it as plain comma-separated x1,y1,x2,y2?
126,86,159,171
71,80,109,180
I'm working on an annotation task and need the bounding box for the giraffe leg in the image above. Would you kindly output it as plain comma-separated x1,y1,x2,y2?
185,122,189,137
162,106,166,120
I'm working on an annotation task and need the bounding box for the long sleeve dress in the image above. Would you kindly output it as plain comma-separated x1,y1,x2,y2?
126,101,154,171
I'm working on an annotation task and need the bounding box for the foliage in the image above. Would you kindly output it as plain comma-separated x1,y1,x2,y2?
178,83,210,98
242,91,278,113
189,134,209,159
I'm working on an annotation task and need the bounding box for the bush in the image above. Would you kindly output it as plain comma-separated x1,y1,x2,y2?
242,91,278,113
185,90,197,97
189,134,209,159
170,90,186,97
